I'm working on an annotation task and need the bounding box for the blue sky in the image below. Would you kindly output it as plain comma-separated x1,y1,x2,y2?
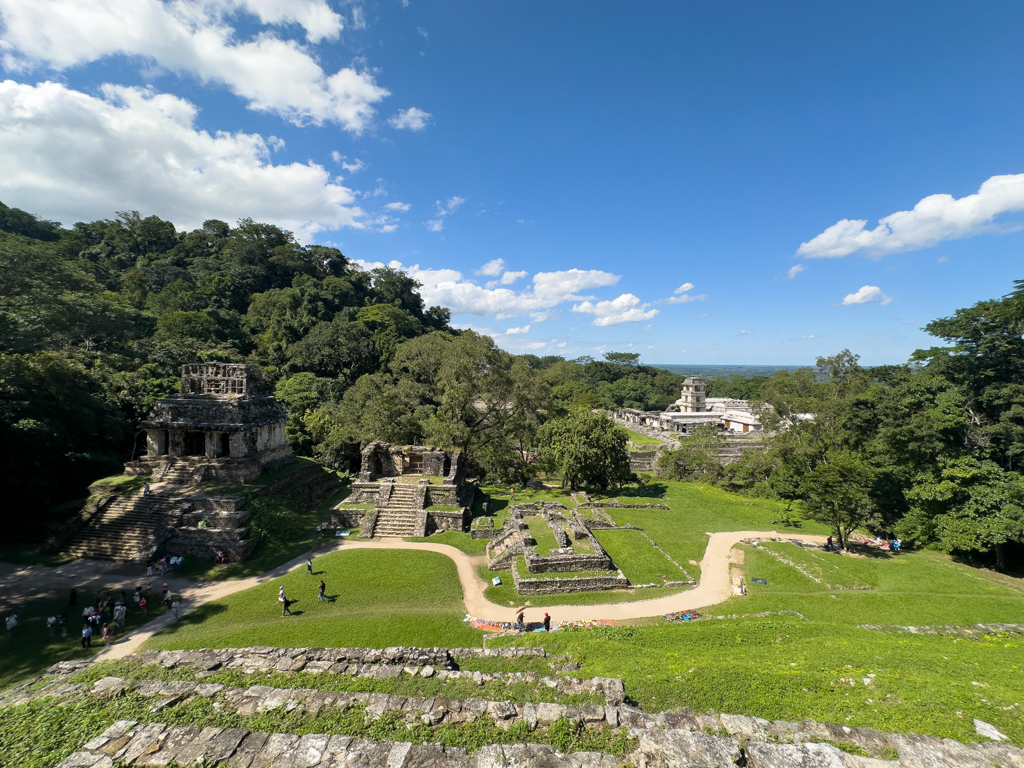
0,1,1021,365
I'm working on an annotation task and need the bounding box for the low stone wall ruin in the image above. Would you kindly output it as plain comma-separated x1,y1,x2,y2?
513,570,630,595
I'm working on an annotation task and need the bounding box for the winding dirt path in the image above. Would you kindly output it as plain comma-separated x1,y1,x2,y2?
90,529,826,659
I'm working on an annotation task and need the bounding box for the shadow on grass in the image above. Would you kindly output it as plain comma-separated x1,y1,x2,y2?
847,543,893,560
149,602,228,637
609,483,668,500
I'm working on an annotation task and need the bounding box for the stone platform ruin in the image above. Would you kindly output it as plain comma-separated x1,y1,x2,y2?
61,365,344,563
330,441,476,538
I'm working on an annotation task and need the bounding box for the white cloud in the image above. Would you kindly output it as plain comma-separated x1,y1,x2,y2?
674,282,695,294
354,260,620,318
425,219,443,232
384,201,410,212
521,341,547,349
444,195,466,213
571,293,659,327
388,106,431,131
349,4,367,30
501,270,528,285
475,258,505,276
740,330,753,335
667,292,706,304
0,0,390,132
0,80,364,239
416,26,428,39
798,174,1024,258
842,285,892,306
331,153,366,174
787,264,806,279
505,325,530,335
532,311,561,323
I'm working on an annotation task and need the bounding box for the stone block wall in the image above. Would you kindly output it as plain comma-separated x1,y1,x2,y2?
428,509,468,532
524,549,613,574
513,568,629,595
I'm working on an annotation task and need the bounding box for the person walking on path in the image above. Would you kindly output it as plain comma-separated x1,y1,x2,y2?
317,580,326,601
542,613,551,632
171,599,180,620
306,558,314,575
516,610,525,632
81,624,92,648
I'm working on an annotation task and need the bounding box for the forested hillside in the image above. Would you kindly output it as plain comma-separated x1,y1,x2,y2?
2,199,1021,569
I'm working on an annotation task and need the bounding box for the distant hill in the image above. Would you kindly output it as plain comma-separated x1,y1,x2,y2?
647,364,806,379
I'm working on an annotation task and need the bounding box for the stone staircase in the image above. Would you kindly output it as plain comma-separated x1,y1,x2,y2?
152,460,207,485
371,483,426,537
62,491,191,562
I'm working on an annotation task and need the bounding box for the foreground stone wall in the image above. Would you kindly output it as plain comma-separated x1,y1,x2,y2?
512,570,630,595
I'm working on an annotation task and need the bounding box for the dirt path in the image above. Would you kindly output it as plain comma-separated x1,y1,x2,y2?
81,529,825,657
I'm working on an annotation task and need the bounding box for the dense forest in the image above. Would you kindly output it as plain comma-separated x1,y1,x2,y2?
2,200,1021,569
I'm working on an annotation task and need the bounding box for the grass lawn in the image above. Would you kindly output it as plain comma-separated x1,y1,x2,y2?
593,529,691,584
490,543,1024,745
404,531,489,556
523,515,560,556
143,549,481,651
621,428,665,446
599,482,831,582
757,542,871,590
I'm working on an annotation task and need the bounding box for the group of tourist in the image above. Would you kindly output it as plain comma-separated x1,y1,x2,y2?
824,536,902,554
146,554,185,576
514,610,552,633
275,557,334,616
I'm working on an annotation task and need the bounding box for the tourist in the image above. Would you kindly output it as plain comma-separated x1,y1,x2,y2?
101,623,112,643
318,580,326,601
133,588,142,608
142,482,150,496
509,486,516,502
316,524,322,539
147,562,154,577
826,536,833,552
69,588,77,607
139,596,147,616
114,604,126,631
6,613,17,636
281,596,292,617
171,599,180,620
161,583,170,605
306,558,314,575
46,615,57,636
516,610,525,632
543,613,551,632
58,614,68,638
80,624,92,648
892,537,901,554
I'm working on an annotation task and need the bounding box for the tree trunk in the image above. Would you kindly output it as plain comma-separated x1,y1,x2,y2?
994,542,1006,572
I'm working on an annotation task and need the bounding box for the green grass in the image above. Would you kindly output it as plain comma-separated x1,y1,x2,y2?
621,428,665,446
404,531,489,556
426,505,463,512
495,617,1023,747
599,482,831,582
87,473,150,491
757,542,870,590
524,515,560,556
593,529,691,585
144,549,481,651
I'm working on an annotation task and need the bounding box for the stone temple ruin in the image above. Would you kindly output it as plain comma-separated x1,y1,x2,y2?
61,364,342,563
126,363,293,485
479,500,692,595
331,442,476,538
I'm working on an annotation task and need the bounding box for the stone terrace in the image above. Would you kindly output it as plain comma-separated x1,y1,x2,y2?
5,647,1021,768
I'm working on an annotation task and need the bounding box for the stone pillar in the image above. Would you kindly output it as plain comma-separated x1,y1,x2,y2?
146,430,167,457
205,432,219,459
229,431,249,458
168,430,186,457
